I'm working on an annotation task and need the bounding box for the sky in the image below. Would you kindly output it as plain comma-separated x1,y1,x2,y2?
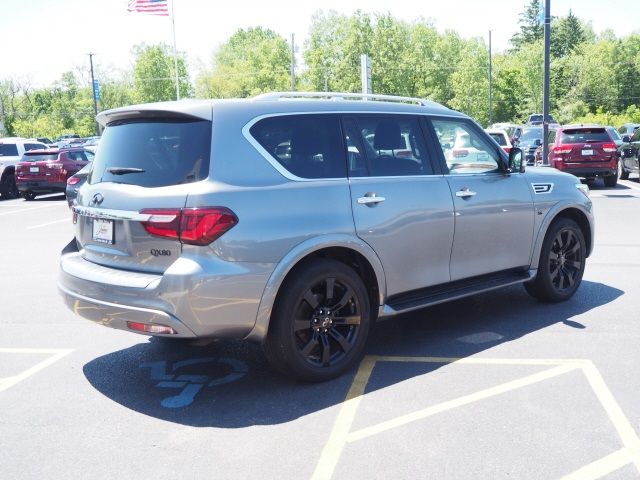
1,0,638,88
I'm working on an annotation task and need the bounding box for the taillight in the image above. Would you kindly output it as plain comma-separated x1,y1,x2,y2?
503,147,512,154
67,176,81,185
602,143,617,153
139,207,238,246
553,146,572,154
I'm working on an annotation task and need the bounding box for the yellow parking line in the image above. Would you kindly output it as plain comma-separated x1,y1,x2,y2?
313,356,640,480
347,363,578,443
310,356,376,480
0,348,73,393
560,448,632,480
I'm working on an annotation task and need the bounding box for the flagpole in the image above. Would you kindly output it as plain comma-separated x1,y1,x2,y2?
170,0,180,100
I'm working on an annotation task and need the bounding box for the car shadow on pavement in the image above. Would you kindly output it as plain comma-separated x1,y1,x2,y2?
82,280,622,428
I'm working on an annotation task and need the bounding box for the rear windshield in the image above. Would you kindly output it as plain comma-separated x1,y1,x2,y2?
529,115,543,123
22,153,58,162
89,119,211,187
489,133,507,146
560,128,610,143
0,144,19,156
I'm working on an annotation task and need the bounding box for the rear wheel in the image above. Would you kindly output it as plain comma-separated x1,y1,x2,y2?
264,259,371,382
525,218,586,302
619,160,629,180
0,174,19,199
603,167,618,188
23,191,37,201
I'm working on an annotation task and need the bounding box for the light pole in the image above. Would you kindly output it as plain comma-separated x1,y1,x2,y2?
88,53,99,136
542,0,551,165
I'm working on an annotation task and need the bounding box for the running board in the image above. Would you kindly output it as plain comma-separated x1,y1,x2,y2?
382,268,536,316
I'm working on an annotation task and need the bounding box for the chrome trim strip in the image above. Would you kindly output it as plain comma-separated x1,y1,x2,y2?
72,206,154,222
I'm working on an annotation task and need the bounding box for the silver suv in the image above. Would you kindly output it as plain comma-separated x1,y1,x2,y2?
59,92,594,382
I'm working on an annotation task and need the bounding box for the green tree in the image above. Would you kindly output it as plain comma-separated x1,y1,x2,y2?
552,10,585,57
133,43,191,103
196,27,290,98
510,0,544,50
449,38,490,125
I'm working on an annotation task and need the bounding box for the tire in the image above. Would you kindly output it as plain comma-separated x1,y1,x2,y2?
263,259,371,382
23,191,37,201
619,160,629,180
0,173,19,199
525,218,586,302
603,168,618,188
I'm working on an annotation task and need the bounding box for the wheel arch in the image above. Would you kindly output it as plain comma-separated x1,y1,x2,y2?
530,205,594,269
246,235,386,342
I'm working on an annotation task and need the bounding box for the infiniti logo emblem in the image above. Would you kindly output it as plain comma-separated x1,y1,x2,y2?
92,193,104,205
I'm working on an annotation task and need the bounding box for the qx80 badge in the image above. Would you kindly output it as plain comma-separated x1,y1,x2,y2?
150,249,172,257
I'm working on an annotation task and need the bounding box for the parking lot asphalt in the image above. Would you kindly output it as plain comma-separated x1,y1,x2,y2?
1,178,640,479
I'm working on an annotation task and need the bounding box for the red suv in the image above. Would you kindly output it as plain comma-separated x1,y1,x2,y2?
548,125,619,187
15,148,94,200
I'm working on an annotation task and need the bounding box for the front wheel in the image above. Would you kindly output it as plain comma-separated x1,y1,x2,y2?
264,259,371,382
525,218,586,302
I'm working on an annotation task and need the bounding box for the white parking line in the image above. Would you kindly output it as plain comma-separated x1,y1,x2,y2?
0,348,73,393
0,204,62,216
27,218,72,229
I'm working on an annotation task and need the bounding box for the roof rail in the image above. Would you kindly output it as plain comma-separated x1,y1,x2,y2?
253,91,437,107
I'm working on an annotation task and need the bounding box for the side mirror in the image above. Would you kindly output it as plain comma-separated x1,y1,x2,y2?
622,135,631,143
508,148,525,173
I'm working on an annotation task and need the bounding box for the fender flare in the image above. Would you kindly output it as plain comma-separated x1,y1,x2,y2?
245,234,386,342
529,202,594,269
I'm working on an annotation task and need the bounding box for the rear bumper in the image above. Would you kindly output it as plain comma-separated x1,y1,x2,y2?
554,166,616,178
58,240,275,340
17,180,65,193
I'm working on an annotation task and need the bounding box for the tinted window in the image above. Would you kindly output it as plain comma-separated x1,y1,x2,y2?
548,129,557,142
22,154,58,162
607,128,621,142
560,128,610,143
0,144,19,156
24,143,46,151
89,119,211,188
632,129,640,142
250,114,346,179
489,133,507,146
344,115,431,177
432,119,501,174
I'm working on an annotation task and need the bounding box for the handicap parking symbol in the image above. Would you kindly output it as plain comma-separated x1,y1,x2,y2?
140,357,248,408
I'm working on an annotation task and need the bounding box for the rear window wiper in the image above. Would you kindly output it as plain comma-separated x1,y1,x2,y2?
106,167,145,175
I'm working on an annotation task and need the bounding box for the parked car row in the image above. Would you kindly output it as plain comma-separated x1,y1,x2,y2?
487,121,640,187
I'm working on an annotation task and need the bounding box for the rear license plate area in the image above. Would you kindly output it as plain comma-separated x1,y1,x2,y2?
581,149,594,156
92,219,114,244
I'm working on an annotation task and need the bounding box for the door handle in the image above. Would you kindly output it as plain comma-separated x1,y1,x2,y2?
357,194,386,206
455,188,477,198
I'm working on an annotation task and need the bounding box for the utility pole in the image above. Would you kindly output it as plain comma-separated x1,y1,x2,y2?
360,54,372,95
88,53,99,136
488,30,493,126
542,0,551,166
290,34,295,91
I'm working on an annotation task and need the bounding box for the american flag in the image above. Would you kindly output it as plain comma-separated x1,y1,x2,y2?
127,0,169,16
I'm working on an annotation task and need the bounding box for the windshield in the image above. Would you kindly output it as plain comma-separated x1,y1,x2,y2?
560,128,610,143
518,128,542,144
489,133,507,146
89,119,211,188
22,153,58,162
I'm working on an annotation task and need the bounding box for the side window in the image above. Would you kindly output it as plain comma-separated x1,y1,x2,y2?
432,119,501,175
632,129,640,142
249,114,346,179
344,115,433,177
83,150,95,161
548,130,557,143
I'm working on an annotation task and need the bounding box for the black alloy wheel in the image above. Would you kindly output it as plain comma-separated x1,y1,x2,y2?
1,174,20,199
264,259,371,382
525,218,586,302
293,277,362,368
23,191,37,201
619,160,629,180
